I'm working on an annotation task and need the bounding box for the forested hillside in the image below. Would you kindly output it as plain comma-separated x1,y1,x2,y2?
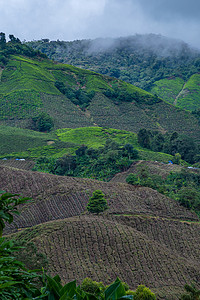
27,34,200,111
1,36,200,142
1,34,200,299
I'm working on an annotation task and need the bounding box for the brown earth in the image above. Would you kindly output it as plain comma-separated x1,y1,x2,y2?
1,165,200,299
0,159,35,171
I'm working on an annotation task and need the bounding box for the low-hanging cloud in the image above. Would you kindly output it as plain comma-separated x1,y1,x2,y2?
0,0,199,48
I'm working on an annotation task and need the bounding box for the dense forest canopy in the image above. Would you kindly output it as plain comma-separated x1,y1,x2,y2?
27,34,200,90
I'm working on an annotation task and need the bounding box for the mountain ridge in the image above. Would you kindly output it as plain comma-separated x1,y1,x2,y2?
27,34,200,111
0,53,199,143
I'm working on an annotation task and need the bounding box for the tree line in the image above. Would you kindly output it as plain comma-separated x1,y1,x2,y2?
126,166,200,217
0,32,46,67
138,128,200,164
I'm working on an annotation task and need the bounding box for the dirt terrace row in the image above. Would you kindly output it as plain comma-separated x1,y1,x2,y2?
0,166,198,233
10,215,200,300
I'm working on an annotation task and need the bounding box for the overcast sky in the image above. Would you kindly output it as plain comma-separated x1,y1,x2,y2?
0,0,200,48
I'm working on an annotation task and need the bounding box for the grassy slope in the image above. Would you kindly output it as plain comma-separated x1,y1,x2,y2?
0,125,55,155
2,166,199,299
0,54,200,142
150,77,185,104
57,127,138,148
9,215,200,300
0,125,173,163
88,94,200,142
0,125,79,158
151,74,200,111
27,35,200,112
176,74,200,111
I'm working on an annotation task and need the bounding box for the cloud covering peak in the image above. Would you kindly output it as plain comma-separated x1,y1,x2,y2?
0,0,199,48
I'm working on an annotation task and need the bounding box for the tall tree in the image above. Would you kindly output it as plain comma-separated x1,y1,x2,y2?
0,32,6,48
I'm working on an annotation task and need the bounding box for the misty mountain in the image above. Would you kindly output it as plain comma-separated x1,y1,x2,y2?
27,34,200,111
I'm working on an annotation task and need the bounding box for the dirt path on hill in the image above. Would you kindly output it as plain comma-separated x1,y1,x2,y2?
174,82,186,105
0,68,2,82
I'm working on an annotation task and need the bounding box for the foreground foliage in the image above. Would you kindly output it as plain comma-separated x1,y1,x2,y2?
0,191,29,237
35,275,156,300
0,238,41,299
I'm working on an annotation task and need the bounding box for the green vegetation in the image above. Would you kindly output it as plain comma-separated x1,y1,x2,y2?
0,191,29,236
1,34,200,144
33,139,139,180
151,74,200,111
1,126,175,164
87,190,109,214
150,77,185,104
32,112,54,132
176,74,200,111
27,34,200,91
126,166,200,217
0,190,157,299
0,125,79,159
38,275,157,299
180,282,200,299
0,192,42,299
57,127,138,149
137,128,199,164
27,34,200,111
0,125,56,156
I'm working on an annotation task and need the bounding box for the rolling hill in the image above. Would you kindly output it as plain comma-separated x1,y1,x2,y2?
27,34,200,111
1,37,200,299
0,126,174,165
0,40,200,143
1,165,199,299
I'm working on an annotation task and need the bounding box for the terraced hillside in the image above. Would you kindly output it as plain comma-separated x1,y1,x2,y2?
28,34,200,111
150,74,200,111
0,50,200,141
0,159,35,170
1,166,200,299
0,126,174,162
1,165,197,233
10,215,200,299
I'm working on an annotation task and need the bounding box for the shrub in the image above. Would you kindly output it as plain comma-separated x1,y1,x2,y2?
87,190,109,214
32,112,54,132
81,277,105,297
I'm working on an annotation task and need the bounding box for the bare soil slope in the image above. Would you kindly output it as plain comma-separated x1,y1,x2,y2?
10,215,200,299
0,166,197,234
1,165,200,299
0,159,35,170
